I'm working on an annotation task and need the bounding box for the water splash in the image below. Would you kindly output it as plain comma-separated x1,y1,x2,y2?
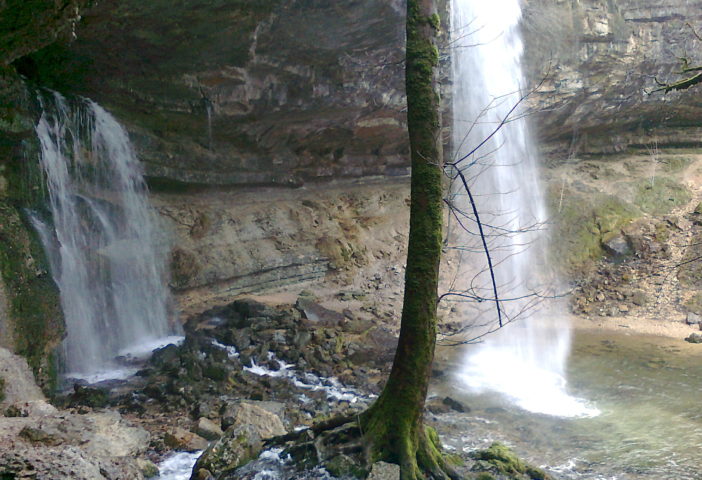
33,92,179,378
448,0,596,417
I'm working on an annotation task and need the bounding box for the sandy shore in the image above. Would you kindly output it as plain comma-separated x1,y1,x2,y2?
571,313,701,339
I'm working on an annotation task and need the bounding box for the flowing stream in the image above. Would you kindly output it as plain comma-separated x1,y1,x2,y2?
448,0,594,417
32,92,180,381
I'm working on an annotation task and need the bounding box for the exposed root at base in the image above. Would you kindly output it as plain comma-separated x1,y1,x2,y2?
264,416,463,480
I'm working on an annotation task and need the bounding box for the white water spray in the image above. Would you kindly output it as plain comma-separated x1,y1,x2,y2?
448,0,597,417
33,92,180,379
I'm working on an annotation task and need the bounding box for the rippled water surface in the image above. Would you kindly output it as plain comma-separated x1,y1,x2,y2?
434,330,702,479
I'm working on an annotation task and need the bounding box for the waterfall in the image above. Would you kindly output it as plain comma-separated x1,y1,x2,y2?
32,92,181,381
448,0,597,417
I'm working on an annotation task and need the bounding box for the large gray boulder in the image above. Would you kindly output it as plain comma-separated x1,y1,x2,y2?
191,402,286,480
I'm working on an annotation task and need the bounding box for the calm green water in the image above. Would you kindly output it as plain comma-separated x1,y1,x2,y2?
433,330,702,479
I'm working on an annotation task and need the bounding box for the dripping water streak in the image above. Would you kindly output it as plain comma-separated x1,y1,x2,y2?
448,0,597,417
34,92,180,379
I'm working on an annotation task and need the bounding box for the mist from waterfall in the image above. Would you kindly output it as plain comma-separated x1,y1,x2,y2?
33,92,180,380
448,0,597,417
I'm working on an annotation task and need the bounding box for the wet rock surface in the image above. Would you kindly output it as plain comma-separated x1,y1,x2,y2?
0,350,150,479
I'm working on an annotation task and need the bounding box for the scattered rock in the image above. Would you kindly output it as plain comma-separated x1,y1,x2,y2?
442,396,470,413
631,290,648,306
224,402,286,440
684,333,702,344
686,312,701,325
325,454,366,478
69,384,109,408
164,427,209,452
136,458,159,478
194,417,224,441
471,442,551,479
368,461,400,480
603,235,630,257
425,397,450,415
192,403,286,478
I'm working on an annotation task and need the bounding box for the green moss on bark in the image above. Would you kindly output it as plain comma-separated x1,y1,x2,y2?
359,1,455,479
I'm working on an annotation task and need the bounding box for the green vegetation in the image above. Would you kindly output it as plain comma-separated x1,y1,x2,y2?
634,177,690,215
0,203,63,392
472,443,549,479
0,72,63,391
659,156,691,173
550,189,639,271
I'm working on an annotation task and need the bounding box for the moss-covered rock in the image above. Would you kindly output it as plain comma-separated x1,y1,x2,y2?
471,443,551,480
324,454,367,478
549,187,639,272
0,203,62,391
191,402,286,479
0,65,63,393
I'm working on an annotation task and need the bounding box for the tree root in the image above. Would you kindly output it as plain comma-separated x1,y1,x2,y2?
264,415,463,480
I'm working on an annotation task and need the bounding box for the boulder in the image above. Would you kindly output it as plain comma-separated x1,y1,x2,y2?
0,445,144,480
368,462,400,480
164,427,209,452
684,333,702,344
194,417,224,441
603,235,630,257
191,403,285,479
686,312,701,325
442,396,470,413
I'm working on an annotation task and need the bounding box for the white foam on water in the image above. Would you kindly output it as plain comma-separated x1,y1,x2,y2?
211,339,240,359
64,366,139,384
243,352,365,403
118,335,185,359
457,346,600,418
157,451,202,480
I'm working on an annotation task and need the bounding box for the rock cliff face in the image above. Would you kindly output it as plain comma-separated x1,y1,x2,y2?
3,0,702,371
522,0,702,155
13,0,702,179
37,0,408,187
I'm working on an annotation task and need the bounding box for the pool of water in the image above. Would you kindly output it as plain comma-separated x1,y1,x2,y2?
432,330,702,479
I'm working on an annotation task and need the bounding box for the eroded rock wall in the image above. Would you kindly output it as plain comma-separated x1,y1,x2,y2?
522,0,702,155
38,0,409,187
154,180,409,315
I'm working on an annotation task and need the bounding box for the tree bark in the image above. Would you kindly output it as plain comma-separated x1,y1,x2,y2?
360,1,452,478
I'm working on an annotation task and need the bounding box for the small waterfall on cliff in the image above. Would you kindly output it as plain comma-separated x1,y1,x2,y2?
448,0,596,417
32,92,180,381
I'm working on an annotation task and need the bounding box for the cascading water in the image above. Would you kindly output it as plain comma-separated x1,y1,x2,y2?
448,0,597,417
32,92,181,382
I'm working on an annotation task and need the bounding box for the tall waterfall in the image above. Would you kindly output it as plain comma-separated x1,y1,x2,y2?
448,0,596,417
33,92,179,381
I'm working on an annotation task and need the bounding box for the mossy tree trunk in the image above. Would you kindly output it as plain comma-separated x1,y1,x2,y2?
360,1,454,478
